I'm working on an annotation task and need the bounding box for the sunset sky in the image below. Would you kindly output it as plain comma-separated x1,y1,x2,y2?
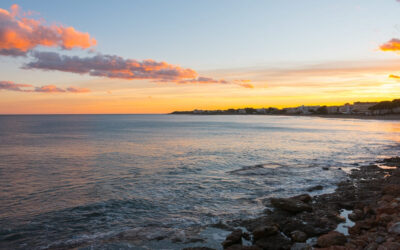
1,0,400,114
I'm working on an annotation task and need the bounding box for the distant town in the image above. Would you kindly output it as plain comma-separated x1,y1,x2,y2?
171,99,400,116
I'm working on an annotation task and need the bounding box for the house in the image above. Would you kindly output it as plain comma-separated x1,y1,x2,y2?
327,106,339,114
352,102,378,115
338,103,353,114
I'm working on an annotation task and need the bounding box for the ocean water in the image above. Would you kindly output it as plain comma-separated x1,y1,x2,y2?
0,114,399,249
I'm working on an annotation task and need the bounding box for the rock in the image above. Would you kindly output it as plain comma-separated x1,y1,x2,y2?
377,242,400,250
387,222,400,234
226,245,262,250
382,184,400,196
348,209,364,221
365,242,379,250
322,167,329,170
290,230,307,242
376,213,393,225
292,194,312,203
317,231,347,247
222,229,243,249
252,224,279,240
270,197,312,213
255,233,291,250
183,248,216,250
290,242,312,250
307,185,323,192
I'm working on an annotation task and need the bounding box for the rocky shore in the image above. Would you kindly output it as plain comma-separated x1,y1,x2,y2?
184,157,400,250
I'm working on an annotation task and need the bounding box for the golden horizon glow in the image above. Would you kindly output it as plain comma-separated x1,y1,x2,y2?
1,3,400,114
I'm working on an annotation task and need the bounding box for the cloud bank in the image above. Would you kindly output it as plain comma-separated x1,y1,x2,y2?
0,4,96,56
0,80,90,93
23,51,252,87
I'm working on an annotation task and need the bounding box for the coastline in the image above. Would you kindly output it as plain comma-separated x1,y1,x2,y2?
171,113,400,121
186,157,400,250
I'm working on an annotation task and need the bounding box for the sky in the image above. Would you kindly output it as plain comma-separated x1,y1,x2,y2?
1,0,400,114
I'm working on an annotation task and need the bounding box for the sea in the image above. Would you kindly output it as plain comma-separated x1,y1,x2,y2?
0,114,399,249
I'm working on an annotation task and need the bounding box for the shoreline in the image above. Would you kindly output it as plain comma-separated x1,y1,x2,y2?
171,113,400,121
186,157,400,250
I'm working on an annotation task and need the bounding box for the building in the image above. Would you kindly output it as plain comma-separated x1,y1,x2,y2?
338,103,353,114
352,102,378,115
327,106,339,114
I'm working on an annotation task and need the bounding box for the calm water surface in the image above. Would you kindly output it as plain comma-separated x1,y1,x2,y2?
0,115,399,249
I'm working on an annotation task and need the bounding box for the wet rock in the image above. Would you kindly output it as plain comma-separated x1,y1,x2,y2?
376,213,393,225
382,184,400,196
365,242,379,250
317,231,347,247
387,222,400,234
183,247,216,250
348,209,364,221
252,224,279,240
226,245,262,250
290,230,307,242
292,194,312,203
222,229,243,249
307,185,323,192
270,198,312,213
377,242,400,250
254,233,291,250
290,242,312,250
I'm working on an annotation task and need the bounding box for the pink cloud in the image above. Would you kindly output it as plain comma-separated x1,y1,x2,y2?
0,80,90,93
0,4,96,56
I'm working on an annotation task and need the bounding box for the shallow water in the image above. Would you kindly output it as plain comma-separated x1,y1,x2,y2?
0,114,399,249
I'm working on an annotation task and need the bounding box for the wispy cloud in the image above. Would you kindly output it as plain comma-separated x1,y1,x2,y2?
0,80,90,93
0,4,96,56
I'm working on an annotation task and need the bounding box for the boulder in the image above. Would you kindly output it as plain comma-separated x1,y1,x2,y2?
317,231,347,247
255,233,291,250
377,242,400,250
292,194,312,203
270,198,312,213
348,209,364,221
290,230,307,242
307,185,323,192
226,245,262,250
252,224,279,240
290,242,312,250
222,229,243,249
382,184,400,196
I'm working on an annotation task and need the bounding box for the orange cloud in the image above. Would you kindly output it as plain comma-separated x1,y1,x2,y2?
389,74,400,79
234,79,254,88
0,5,96,56
0,80,90,93
379,39,400,52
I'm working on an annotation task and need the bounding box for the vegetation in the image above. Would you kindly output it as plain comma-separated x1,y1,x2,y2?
369,99,400,110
